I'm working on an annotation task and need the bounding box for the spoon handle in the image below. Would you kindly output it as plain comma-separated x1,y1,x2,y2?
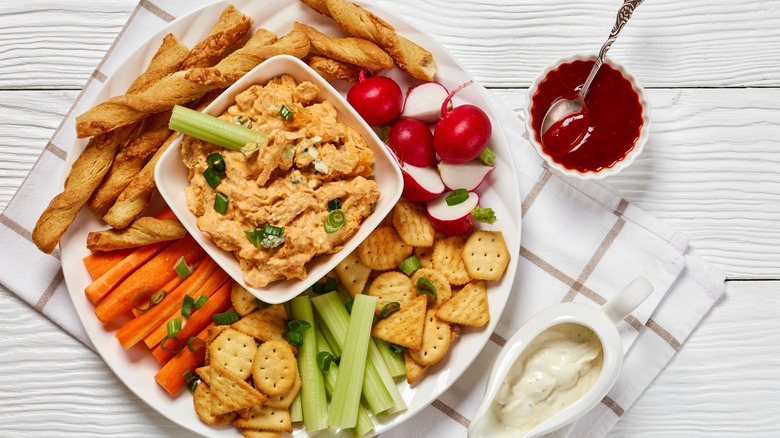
579,0,644,97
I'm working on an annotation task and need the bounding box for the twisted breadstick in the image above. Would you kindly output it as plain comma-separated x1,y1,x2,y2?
294,22,393,73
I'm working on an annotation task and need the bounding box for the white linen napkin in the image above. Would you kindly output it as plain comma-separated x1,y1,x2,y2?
0,1,724,436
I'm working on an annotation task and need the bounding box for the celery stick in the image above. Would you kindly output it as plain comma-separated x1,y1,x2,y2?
366,338,407,414
317,331,374,438
327,294,377,428
169,105,266,152
290,392,303,423
374,338,407,378
312,292,394,414
314,311,342,357
290,296,328,431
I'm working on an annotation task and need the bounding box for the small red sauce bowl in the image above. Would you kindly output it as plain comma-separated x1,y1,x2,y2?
524,55,650,179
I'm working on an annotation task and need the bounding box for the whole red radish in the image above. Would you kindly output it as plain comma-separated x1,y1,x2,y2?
389,118,436,166
347,70,403,126
434,81,492,164
426,190,480,235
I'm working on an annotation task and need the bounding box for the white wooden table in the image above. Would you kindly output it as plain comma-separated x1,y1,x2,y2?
1,0,779,436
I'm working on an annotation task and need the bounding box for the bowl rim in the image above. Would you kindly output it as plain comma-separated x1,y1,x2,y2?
154,55,404,304
523,54,651,180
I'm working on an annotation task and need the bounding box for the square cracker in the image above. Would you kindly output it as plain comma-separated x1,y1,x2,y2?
240,430,283,438
264,371,301,409
392,200,435,247
231,283,259,317
432,235,471,286
461,230,510,281
435,280,490,327
233,404,293,432
371,294,428,350
193,382,237,427
232,308,288,345
334,251,372,297
404,349,428,385
357,226,413,270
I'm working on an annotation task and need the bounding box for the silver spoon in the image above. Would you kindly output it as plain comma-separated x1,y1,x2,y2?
540,0,644,152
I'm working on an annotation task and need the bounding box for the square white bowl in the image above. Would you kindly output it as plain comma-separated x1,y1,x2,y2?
155,55,403,304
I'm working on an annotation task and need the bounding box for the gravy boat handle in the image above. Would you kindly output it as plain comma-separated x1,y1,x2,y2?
601,276,653,324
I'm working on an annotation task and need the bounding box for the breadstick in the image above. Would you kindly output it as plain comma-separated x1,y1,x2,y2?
306,55,361,82
179,4,254,70
86,217,186,251
294,22,393,73
127,33,190,94
76,28,310,138
302,0,437,81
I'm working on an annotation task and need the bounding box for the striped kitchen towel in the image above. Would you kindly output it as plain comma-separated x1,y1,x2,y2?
0,1,724,437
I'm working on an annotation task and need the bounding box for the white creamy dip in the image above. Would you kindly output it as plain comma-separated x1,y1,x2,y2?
492,323,603,434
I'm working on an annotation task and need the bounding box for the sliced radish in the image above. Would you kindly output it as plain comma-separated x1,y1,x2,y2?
437,161,495,191
401,82,451,124
426,190,480,236
401,163,445,202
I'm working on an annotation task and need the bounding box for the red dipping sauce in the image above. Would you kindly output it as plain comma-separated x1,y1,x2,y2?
530,60,644,173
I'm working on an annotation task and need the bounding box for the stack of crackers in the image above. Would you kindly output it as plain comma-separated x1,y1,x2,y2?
335,200,510,384
192,298,300,437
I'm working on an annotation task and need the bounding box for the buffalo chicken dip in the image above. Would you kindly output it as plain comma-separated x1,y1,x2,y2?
182,75,379,287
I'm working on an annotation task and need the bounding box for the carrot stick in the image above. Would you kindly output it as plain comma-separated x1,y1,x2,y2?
84,241,171,305
116,258,222,350
130,273,187,318
94,235,206,323
154,324,212,397
152,280,233,365
142,261,230,349
82,248,135,279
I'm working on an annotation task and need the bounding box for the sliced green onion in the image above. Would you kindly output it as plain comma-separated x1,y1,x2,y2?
344,299,354,315
416,277,437,299
312,276,338,295
473,207,498,224
214,192,229,214
187,336,206,352
193,295,209,310
264,224,285,237
213,310,240,326
445,188,469,206
246,226,286,249
202,167,222,188
279,104,294,121
398,255,421,276
324,209,346,234
174,257,193,279
181,295,195,318
151,289,167,305
327,198,342,211
479,148,496,165
287,331,304,346
206,152,226,173
170,105,267,152
388,343,404,358
380,301,401,318
183,369,200,394
317,351,337,372
161,336,183,354
133,289,153,313
287,319,312,334
167,317,183,337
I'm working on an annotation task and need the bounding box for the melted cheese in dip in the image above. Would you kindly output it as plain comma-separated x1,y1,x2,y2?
181,75,379,287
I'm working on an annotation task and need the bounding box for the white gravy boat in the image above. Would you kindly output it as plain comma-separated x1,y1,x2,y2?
468,277,653,438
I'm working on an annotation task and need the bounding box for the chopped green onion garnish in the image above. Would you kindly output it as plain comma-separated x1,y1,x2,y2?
327,198,342,211
317,351,338,372
287,319,312,334
416,277,437,298
344,299,354,315
174,257,193,279
133,290,153,313
264,224,285,237
206,152,226,174
388,343,404,358
167,317,183,338
445,188,469,206
151,289,166,305
380,301,401,318
193,295,209,310
479,148,496,165
246,226,286,249
187,336,206,352
376,125,389,143
213,310,240,326
287,331,304,346
279,104,294,121
324,209,346,234
181,295,195,318
398,256,421,276
169,105,267,152
473,207,497,224
183,369,200,394
161,336,183,354
313,276,338,295
213,192,229,215
202,167,222,189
